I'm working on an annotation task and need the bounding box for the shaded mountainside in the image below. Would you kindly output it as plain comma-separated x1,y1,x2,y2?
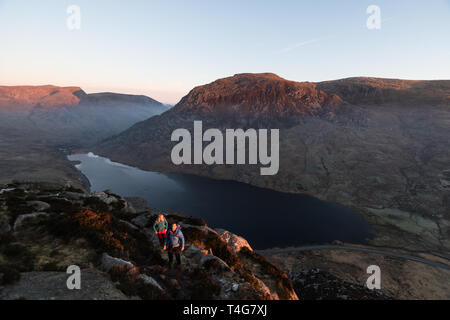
94,73,450,256
0,85,168,188
0,85,168,147
0,182,299,300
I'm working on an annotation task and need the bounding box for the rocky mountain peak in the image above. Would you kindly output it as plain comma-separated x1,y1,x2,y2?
174,73,344,116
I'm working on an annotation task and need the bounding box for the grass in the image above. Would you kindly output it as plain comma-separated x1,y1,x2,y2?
4,196,34,224
42,207,164,267
0,240,35,285
38,197,82,215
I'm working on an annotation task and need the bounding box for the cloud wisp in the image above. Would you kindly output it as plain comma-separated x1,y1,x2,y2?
278,38,326,54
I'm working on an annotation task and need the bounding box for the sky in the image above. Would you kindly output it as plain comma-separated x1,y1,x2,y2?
0,0,449,104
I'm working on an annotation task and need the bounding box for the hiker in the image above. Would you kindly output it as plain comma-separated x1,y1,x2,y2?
163,223,185,266
153,214,168,246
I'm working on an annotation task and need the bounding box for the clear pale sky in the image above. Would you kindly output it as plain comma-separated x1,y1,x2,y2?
1,0,449,104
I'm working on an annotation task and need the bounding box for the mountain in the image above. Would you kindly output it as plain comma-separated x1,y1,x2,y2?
94,73,450,257
175,73,344,116
0,85,168,147
0,85,168,188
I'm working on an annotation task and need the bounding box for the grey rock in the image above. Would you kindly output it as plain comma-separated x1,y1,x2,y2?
119,219,139,231
93,192,118,205
0,269,131,300
138,274,163,291
199,254,232,272
100,253,134,272
131,214,151,228
232,283,239,292
122,201,136,214
215,228,252,253
0,188,15,195
61,192,87,200
26,201,50,212
13,212,48,230
124,197,147,212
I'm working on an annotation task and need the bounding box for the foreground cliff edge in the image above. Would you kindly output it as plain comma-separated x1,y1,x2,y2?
0,182,300,300
0,182,411,300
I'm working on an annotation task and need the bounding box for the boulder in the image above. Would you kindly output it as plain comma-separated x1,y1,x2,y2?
138,274,163,291
93,192,118,205
199,254,232,272
215,228,252,253
26,201,50,212
122,200,137,214
124,197,147,212
100,253,134,272
0,269,131,300
119,219,139,231
61,192,87,200
0,188,15,195
13,212,48,230
131,214,151,228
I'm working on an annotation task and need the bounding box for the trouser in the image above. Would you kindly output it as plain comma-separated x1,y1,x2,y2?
168,246,181,265
156,230,167,246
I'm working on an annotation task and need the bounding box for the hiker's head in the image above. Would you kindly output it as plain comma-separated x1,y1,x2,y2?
171,223,177,231
158,214,164,222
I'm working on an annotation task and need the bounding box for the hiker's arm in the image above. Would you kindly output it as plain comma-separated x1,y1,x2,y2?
180,232,185,249
152,221,157,233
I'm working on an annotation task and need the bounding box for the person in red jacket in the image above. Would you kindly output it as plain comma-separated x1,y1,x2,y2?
153,214,168,246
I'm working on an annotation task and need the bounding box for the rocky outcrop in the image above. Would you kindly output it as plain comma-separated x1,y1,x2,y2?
100,253,134,272
138,274,163,291
175,73,344,118
0,183,298,300
13,212,48,231
26,201,50,212
0,269,131,300
215,229,253,253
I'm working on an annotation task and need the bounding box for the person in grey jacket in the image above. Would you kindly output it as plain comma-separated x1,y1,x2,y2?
163,223,185,266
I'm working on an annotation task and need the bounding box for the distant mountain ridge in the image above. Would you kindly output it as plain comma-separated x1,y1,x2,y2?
0,85,168,147
0,85,164,111
0,85,84,110
316,77,450,106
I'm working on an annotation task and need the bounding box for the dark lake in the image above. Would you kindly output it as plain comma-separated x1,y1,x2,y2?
68,153,374,249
